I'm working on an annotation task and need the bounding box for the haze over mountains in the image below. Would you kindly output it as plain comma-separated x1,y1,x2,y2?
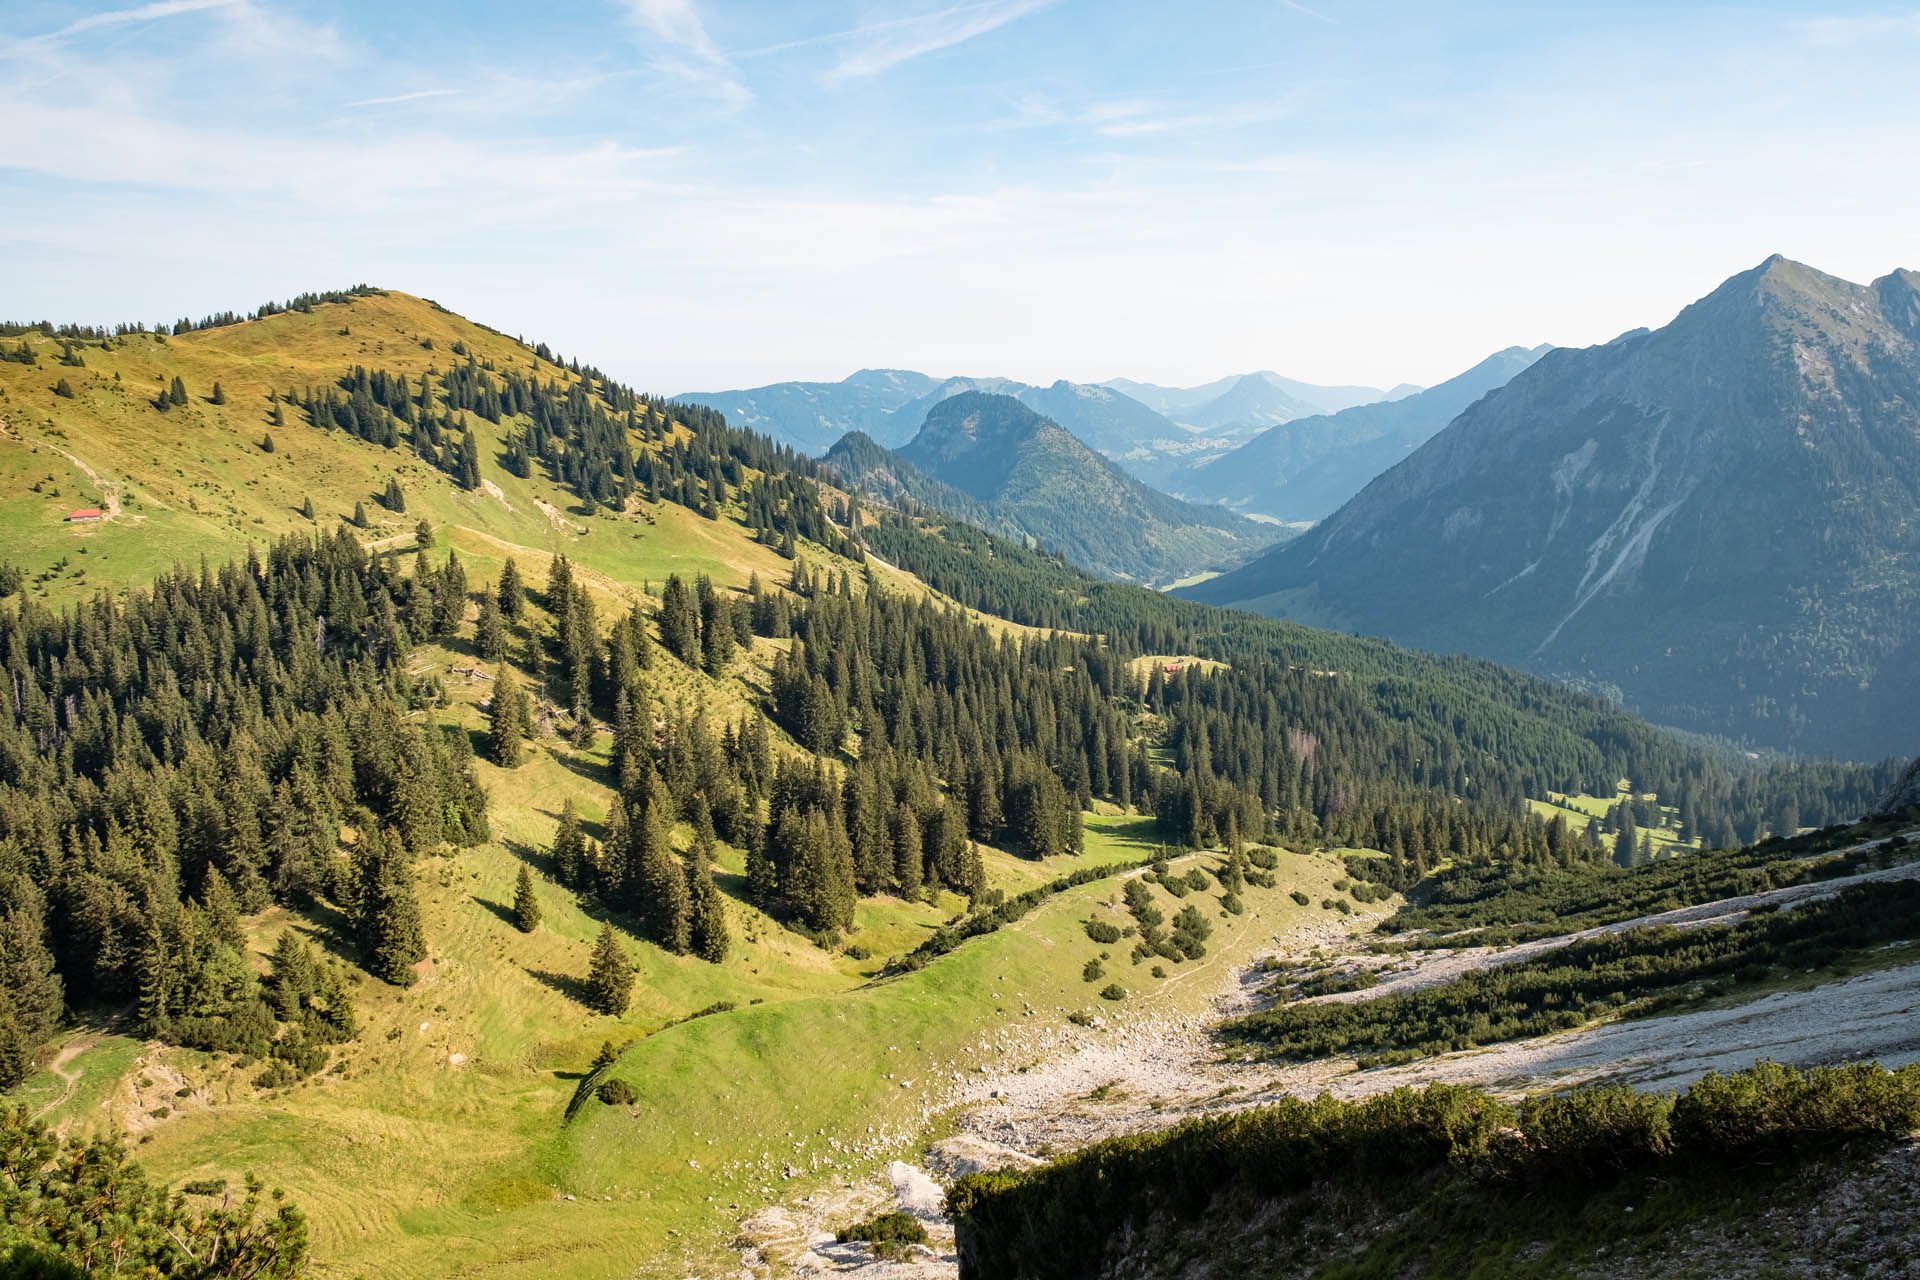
824,392,1283,585
678,365,1421,490
1186,256,1920,759
1176,345,1553,521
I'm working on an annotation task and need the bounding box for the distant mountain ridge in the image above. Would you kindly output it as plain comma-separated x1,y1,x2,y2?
680,367,1416,488
826,392,1287,585
1183,256,1920,758
1176,345,1552,520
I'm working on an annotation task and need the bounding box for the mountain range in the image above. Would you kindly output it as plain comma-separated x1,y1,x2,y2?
1185,256,1920,758
825,392,1285,585
678,367,1416,489
1174,345,1553,521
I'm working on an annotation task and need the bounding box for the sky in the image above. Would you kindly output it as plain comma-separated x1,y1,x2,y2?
5,2,1920,395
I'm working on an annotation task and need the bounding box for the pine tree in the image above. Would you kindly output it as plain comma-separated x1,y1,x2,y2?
490,666,526,767
512,865,542,933
168,375,188,406
634,802,690,952
210,381,227,405
300,494,315,520
1613,806,1639,869
260,431,275,453
199,866,246,953
351,500,369,529
0,881,63,1048
415,517,433,548
53,378,73,399
658,575,700,668
475,587,507,660
355,826,426,985
687,850,730,965
383,477,405,512
550,799,587,887
498,558,525,620
586,921,633,1016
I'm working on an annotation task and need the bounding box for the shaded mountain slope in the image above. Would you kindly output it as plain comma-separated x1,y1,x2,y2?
830,392,1286,584
1179,345,1550,520
1185,256,1920,757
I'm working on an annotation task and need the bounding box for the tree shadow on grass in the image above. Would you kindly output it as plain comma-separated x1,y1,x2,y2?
471,896,518,927
527,967,594,1007
548,744,614,791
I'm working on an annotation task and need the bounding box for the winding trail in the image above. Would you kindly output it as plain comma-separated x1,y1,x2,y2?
33,1035,100,1122
0,415,132,521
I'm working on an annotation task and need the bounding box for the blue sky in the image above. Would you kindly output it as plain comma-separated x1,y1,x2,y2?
5,2,1920,394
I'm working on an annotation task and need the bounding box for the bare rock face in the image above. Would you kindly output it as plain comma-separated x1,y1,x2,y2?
1869,756,1920,817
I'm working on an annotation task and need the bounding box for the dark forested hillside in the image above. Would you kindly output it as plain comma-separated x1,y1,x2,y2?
873,392,1284,584
1186,257,1920,758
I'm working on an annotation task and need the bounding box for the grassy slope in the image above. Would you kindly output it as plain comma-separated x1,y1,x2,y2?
2,293,1358,1277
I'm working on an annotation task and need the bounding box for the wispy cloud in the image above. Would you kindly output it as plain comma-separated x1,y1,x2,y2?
24,0,236,45
826,0,1055,81
346,88,461,108
1275,0,1337,24
624,0,750,105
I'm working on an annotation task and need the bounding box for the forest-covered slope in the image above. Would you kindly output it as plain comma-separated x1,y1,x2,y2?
829,391,1287,585
0,287,1902,1279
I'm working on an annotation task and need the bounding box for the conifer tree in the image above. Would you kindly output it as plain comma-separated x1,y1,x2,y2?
351,500,369,529
415,517,433,547
383,477,405,512
168,375,188,406
475,586,507,660
53,378,73,399
260,431,275,453
550,799,587,887
199,866,246,954
300,494,315,520
1613,806,1639,869
512,865,542,933
687,849,730,965
658,575,701,668
634,801,691,952
586,921,633,1016
0,882,63,1057
490,666,526,767
355,826,426,985
210,381,227,405
498,558,525,620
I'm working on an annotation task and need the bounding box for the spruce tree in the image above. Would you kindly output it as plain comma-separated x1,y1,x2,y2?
586,921,633,1016
351,500,369,529
475,587,507,660
260,431,275,453
53,378,73,399
356,826,426,985
550,799,587,887
168,375,188,406
384,477,405,512
512,864,542,933
687,849,730,965
634,802,690,952
210,381,227,405
300,494,315,521
1613,806,1639,869
489,666,525,767
415,517,433,547
498,558,525,620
